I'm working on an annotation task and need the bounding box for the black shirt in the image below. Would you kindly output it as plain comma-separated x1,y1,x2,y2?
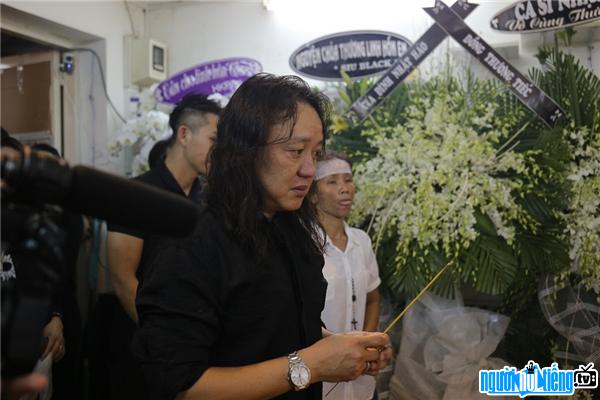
133,209,327,400
1,209,83,319
107,159,203,281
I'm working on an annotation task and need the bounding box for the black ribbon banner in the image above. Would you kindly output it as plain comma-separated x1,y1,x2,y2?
352,1,565,128
351,1,478,121
424,1,564,127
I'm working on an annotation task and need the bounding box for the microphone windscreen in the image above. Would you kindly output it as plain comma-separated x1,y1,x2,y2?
64,166,198,237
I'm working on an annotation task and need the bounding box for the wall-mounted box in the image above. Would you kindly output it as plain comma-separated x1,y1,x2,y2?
127,37,167,86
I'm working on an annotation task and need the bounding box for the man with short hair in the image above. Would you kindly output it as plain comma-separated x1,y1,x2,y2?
104,94,220,400
108,93,220,322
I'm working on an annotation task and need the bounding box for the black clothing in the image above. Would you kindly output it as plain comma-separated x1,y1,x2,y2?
84,293,147,400
107,159,203,282
1,210,84,399
52,211,85,400
102,160,202,400
83,294,111,400
134,209,327,400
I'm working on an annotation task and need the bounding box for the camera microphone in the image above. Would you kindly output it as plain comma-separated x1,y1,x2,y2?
66,165,199,237
2,150,199,238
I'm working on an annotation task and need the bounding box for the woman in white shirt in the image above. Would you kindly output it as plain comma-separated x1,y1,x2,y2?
314,153,382,400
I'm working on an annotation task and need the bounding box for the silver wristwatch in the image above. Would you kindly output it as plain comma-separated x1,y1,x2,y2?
287,351,311,391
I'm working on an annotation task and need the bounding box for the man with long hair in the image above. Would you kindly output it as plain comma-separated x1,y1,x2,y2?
134,74,392,400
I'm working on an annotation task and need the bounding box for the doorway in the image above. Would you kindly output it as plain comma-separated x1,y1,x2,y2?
1,32,62,151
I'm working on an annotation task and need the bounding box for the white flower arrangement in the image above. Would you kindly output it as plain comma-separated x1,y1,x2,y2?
349,94,540,267
111,86,172,175
207,92,230,109
111,109,171,176
561,126,600,294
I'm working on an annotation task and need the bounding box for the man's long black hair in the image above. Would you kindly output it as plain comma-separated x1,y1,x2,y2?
207,73,331,259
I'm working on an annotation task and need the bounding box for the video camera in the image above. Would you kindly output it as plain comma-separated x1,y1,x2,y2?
1,146,199,378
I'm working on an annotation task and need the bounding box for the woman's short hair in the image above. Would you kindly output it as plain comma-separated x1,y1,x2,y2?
207,73,331,257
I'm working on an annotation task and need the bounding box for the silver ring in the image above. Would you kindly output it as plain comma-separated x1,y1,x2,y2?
364,361,371,373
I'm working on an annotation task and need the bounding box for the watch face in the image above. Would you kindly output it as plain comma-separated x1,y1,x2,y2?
291,364,310,387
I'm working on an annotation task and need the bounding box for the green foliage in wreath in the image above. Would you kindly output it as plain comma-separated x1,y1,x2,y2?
530,37,600,297
328,43,599,306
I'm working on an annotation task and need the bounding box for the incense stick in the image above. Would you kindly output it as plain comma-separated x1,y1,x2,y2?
324,260,453,397
383,260,453,334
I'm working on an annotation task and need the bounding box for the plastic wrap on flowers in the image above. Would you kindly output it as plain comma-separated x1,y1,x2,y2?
538,274,600,366
389,293,511,400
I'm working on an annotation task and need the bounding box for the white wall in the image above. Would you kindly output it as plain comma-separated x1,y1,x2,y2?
146,0,599,85
3,0,597,172
147,0,436,83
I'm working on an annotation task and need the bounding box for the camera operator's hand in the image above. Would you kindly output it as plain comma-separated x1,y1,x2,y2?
1,373,48,400
41,315,65,362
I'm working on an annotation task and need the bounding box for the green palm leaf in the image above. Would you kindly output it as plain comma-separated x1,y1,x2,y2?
462,234,518,295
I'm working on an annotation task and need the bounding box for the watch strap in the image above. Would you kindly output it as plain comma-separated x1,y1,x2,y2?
287,351,310,391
